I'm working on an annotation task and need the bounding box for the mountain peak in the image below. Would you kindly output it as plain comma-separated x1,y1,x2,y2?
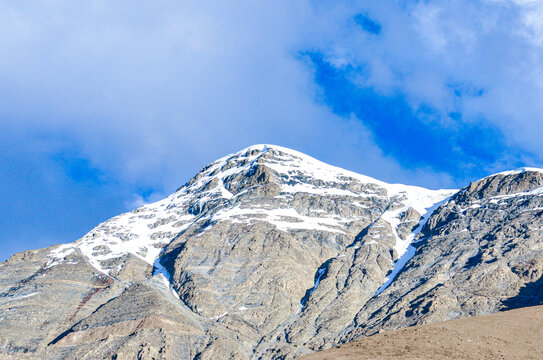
189,144,429,194
46,145,454,278
4,145,543,359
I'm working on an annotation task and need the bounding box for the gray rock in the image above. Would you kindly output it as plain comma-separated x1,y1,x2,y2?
341,170,543,343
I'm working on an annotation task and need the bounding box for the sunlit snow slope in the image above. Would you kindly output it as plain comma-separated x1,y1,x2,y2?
47,144,455,279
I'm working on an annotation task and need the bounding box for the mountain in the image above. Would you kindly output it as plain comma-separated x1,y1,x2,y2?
1,144,542,359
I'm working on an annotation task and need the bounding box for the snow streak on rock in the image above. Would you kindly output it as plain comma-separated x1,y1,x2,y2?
374,197,452,296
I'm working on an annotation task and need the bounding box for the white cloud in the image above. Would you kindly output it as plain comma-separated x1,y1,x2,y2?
319,1,543,165
1,0,542,197
0,1,457,191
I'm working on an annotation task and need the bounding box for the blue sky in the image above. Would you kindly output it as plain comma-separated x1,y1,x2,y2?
2,0,543,260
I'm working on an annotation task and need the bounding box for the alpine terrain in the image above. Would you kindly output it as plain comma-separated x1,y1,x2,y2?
1,144,543,359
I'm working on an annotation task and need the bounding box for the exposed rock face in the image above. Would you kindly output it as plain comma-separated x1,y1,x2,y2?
341,169,543,342
1,146,542,359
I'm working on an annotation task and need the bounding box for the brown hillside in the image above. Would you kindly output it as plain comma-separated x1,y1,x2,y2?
302,305,543,360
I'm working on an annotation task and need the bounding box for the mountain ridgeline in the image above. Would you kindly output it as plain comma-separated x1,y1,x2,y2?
1,145,542,359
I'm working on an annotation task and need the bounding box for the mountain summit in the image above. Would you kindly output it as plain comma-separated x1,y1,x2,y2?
2,145,543,359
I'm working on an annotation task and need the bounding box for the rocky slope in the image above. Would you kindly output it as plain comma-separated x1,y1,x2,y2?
339,168,543,343
1,145,542,359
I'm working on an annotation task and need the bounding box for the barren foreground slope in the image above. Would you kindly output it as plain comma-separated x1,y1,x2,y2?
303,305,543,360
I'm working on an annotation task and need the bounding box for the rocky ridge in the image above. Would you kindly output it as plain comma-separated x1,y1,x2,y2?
1,145,542,359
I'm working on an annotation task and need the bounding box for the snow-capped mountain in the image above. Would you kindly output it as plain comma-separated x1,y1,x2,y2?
1,145,543,359
49,145,453,280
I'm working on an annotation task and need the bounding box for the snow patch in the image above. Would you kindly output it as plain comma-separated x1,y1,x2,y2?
214,312,228,320
212,206,346,233
381,188,456,259
6,292,39,302
374,196,453,296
